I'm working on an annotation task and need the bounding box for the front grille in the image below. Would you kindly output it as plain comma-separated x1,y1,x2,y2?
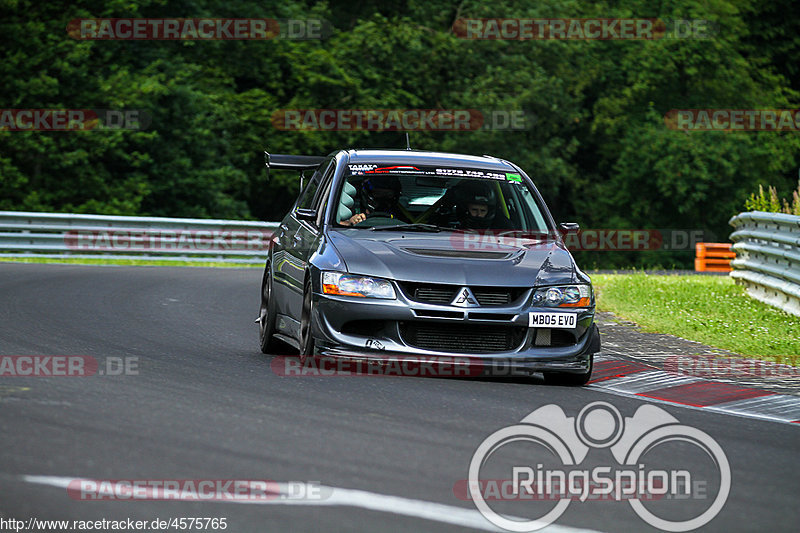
472,287,529,306
472,289,511,306
469,312,516,321
551,329,577,347
400,323,526,353
534,328,578,347
413,309,465,319
400,283,458,304
399,282,528,307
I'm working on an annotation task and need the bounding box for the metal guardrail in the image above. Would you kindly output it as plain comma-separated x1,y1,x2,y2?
729,211,800,317
0,211,278,264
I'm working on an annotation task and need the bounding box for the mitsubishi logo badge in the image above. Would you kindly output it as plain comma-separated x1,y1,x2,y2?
452,287,480,307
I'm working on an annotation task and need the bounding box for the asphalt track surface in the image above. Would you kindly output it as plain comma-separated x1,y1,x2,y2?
0,263,797,532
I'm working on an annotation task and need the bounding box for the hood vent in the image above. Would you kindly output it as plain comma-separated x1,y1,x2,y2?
402,247,513,260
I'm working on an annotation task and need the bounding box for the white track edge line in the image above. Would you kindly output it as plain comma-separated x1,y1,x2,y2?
21,475,605,533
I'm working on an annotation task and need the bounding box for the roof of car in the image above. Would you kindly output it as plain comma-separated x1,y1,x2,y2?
343,149,518,172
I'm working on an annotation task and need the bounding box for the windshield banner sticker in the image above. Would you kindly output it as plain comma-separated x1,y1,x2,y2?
347,164,506,180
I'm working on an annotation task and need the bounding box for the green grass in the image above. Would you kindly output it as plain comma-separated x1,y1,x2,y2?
0,257,260,268
591,273,800,362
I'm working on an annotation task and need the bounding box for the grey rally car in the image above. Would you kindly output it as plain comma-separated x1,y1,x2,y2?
257,149,600,385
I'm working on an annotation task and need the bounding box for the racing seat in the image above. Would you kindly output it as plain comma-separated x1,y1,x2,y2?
337,181,358,223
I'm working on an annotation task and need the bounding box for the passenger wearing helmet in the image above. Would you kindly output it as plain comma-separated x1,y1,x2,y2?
456,181,513,230
342,175,404,226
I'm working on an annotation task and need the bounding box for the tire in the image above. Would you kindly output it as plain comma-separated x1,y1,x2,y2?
543,324,600,386
298,278,316,363
258,265,281,354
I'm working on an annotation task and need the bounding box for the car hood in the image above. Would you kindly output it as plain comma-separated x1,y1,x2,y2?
328,229,577,287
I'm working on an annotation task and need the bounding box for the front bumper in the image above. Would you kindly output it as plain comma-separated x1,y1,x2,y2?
309,287,598,377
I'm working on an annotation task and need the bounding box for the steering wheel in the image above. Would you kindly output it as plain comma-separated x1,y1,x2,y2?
365,211,394,219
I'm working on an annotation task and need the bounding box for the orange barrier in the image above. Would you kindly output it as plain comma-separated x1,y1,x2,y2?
695,242,734,272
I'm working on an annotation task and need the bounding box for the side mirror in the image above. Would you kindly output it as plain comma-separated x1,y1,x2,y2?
558,222,580,233
295,208,318,222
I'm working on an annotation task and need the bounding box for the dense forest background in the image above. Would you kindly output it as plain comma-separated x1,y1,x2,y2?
2,0,799,267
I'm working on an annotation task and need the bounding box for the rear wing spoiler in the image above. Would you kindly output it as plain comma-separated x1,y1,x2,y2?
264,151,326,171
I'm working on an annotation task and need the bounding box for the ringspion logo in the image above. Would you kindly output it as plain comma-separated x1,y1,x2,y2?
468,402,729,531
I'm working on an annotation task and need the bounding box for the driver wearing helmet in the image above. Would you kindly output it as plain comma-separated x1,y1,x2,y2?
342,175,404,226
456,181,513,230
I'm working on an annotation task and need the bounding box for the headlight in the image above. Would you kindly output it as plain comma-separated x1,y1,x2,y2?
322,272,396,299
532,284,592,307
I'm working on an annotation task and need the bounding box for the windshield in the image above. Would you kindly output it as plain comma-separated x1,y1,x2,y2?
333,164,550,232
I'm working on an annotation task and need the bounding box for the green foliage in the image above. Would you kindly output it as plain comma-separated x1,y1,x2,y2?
1,0,799,268
744,182,800,215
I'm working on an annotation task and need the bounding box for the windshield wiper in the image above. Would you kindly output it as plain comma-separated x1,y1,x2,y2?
370,223,444,232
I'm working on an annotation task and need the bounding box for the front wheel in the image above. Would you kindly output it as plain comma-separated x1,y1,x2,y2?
542,324,599,386
298,278,316,363
258,265,281,354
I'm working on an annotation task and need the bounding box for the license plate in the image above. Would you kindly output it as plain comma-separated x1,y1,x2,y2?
528,312,577,329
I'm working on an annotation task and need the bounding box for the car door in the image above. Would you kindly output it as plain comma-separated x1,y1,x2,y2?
273,163,322,323
281,158,336,330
